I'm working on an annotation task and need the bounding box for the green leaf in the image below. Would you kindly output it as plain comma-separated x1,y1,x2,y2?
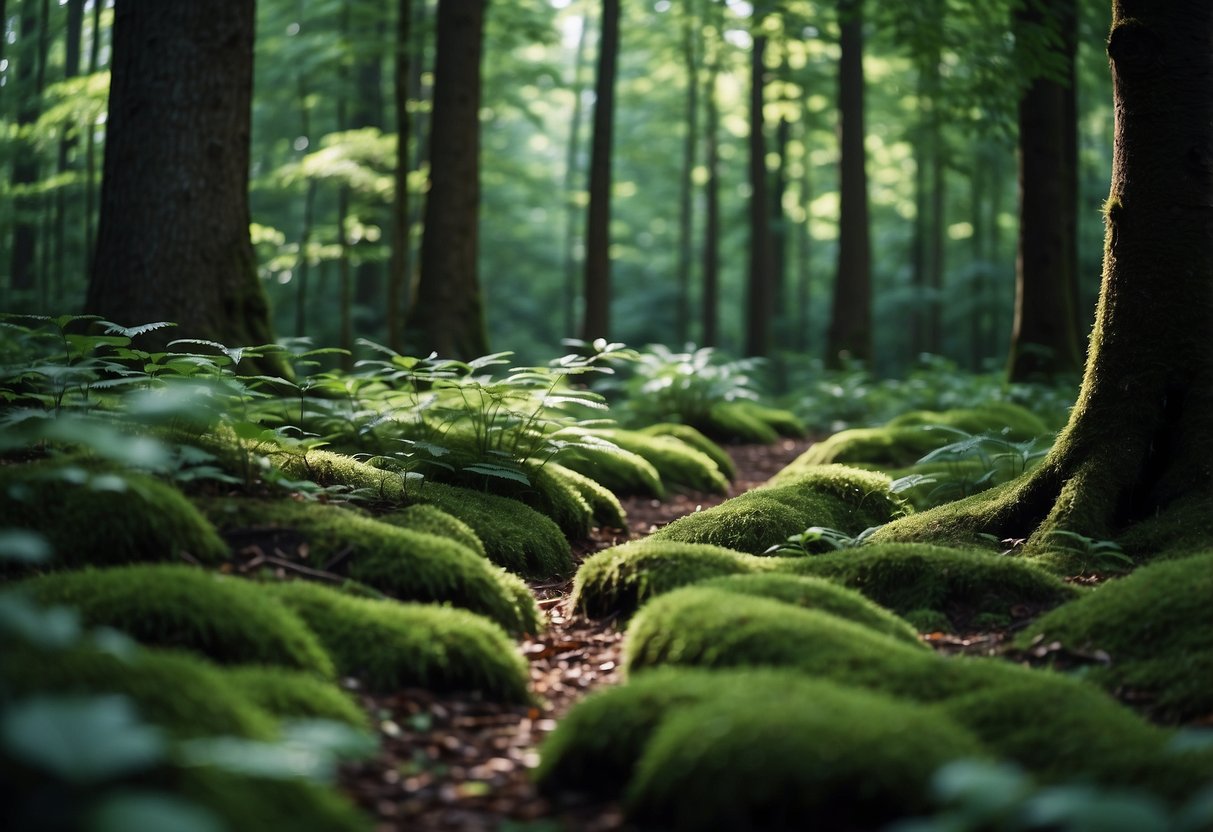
0,529,52,564
90,792,224,832
462,464,531,486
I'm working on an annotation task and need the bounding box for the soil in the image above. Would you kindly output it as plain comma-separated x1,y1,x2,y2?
338,438,812,832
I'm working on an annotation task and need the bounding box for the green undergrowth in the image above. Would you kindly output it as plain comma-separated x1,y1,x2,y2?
274,449,571,577
0,461,228,570
17,564,335,677
649,465,905,555
885,402,1050,438
267,580,531,703
538,668,985,830
543,463,627,529
698,401,781,443
203,498,540,635
176,770,371,832
588,428,729,494
571,539,765,619
638,423,736,479
377,503,485,557
1018,552,1213,722
224,666,368,729
557,442,666,497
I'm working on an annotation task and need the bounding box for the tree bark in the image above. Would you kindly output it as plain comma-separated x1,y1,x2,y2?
795,111,813,352
561,6,593,339
825,0,871,368
405,0,489,359
1007,0,1083,382
387,0,412,352
581,0,620,341
744,33,773,358
700,7,721,348
86,0,283,373
675,0,699,346
771,114,790,348
9,0,42,292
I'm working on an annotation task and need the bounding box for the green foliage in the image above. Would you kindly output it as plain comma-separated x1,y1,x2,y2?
203,498,540,635
637,423,736,480
556,440,667,498
542,463,628,529
1017,552,1213,721
224,666,367,729
763,523,878,555
585,428,729,493
376,503,487,558
267,580,532,703
607,344,763,427
650,466,906,555
1035,530,1134,576
17,564,336,678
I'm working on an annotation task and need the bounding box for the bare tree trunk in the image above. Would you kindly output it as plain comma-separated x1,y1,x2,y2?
387,0,412,351
561,5,592,339
744,32,773,358
675,0,699,345
581,0,619,341
795,111,813,352
9,0,42,292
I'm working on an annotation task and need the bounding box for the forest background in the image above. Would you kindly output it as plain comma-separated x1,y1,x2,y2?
0,0,1110,381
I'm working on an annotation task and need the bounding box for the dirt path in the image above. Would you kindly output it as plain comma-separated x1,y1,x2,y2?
339,439,813,831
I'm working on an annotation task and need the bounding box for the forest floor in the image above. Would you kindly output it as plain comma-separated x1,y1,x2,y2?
336,438,1018,831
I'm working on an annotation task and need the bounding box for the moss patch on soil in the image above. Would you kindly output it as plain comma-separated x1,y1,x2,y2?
224,665,368,728
638,423,736,479
268,580,532,703
589,429,729,494
542,462,627,529
377,503,486,557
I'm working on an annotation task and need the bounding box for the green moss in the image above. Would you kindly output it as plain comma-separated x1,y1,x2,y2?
694,573,921,645
886,402,1051,440
639,423,736,479
204,498,539,635
650,466,905,555
178,769,371,832
866,479,1024,551
557,443,666,498
18,564,335,677
0,462,228,569
378,503,486,558
779,543,1079,627
781,426,950,470
699,401,780,444
223,666,367,729
732,401,807,437
273,450,571,578
571,539,766,619
1017,552,1213,721
591,429,729,494
626,677,983,831
542,463,627,529
514,463,594,539
268,580,531,703
3,642,277,740
904,608,953,633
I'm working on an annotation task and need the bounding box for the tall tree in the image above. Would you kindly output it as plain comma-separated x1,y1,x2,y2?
581,0,620,341
1007,0,1083,382
700,0,723,347
824,0,872,367
560,5,593,339
674,0,699,346
86,0,282,370
744,25,774,358
8,0,42,292
881,0,1213,551
405,0,489,359
386,0,412,352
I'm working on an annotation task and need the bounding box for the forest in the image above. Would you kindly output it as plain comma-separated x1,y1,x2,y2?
1,0,1211,831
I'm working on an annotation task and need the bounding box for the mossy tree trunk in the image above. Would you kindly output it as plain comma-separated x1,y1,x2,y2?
1007,0,1083,383
878,0,1213,552
405,0,489,360
825,0,872,368
86,0,285,375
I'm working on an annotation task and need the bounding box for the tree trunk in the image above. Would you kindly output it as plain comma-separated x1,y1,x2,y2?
561,5,593,339
1007,0,1083,382
54,0,85,302
9,0,42,293
744,33,773,358
700,10,721,348
351,0,386,326
771,114,790,349
825,0,871,368
880,1,1213,553
405,0,489,359
84,0,104,266
581,0,620,341
674,0,699,346
795,111,813,352
86,0,283,373
387,0,412,352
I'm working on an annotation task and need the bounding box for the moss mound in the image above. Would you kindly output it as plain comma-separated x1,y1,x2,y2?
571,539,766,619
224,666,368,728
543,463,627,529
591,429,729,494
0,462,228,569
205,498,539,635
4,642,277,740
695,573,920,645
783,425,950,471
269,580,531,703
779,543,1079,627
638,423,735,479
650,466,905,555
1017,552,1213,721
698,401,780,443
179,768,370,832
274,449,571,578
538,668,983,830
557,442,666,498
378,503,485,557
18,564,335,677
885,402,1051,439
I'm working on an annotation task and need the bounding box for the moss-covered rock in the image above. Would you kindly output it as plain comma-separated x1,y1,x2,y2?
542,463,627,529
778,543,1079,627
571,539,766,619
205,499,539,635
638,423,735,480
781,425,950,471
268,580,531,703
698,401,780,444
557,443,667,498
223,666,367,728
18,564,335,677
273,450,571,578
3,641,277,740
0,462,228,569
650,466,905,555
377,503,485,558
1017,552,1213,721
694,573,921,645
538,668,984,830
590,429,729,494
